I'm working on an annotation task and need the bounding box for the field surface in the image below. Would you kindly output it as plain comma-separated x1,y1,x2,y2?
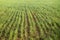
0,0,60,40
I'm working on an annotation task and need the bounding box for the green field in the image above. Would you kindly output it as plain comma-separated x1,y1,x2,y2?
0,0,60,40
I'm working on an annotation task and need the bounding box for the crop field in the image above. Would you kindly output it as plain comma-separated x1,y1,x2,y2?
0,0,60,40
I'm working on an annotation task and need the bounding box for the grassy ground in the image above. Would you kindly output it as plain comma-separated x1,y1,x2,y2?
0,0,60,40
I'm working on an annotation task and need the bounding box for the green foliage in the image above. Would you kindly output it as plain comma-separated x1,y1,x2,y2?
0,0,60,40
